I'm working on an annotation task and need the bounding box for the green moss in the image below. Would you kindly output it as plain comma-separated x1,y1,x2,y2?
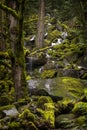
44,39,50,46
62,77,84,98
8,87,15,101
56,99,74,114
37,103,55,128
82,88,87,101
37,96,53,109
82,73,87,79
0,52,9,59
21,70,28,99
48,25,55,33
0,105,15,112
19,109,35,122
57,21,68,30
0,2,19,19
8,121,21,129
0,80,14,104
72,102,87,116
8,49,15,63
48,29,61,41
0,60,11,70
16,98,30,106
41,70,57,78
16,54,25,68
36,97,55,127
23,121,38,130
26,75,31,80
23,47,30,56
47,42,86,62
47,77,84,99
0,96,10,106
76,116,87,126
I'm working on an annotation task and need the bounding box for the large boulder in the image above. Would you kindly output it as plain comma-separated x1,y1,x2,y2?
27,77,85,100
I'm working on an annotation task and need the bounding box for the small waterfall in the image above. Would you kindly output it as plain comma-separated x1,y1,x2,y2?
26,57,33,75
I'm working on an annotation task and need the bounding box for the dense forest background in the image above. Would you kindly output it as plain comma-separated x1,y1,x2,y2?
0,0,87,130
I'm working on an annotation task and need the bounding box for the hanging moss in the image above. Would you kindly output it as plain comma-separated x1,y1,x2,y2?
0,2,19,19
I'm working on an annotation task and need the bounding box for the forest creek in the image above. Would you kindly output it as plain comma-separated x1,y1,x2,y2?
0,0,87,130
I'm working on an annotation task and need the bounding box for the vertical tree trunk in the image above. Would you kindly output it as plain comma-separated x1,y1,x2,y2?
0,0,5,51
36,0,45,49
0,0,27,100
8,0,27,100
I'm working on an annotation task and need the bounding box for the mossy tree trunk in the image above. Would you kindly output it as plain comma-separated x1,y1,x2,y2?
9,0,27,100
36,0,45,49
0,0,27,100
0,0,5,51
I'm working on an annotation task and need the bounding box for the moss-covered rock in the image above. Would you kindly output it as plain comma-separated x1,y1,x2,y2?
44,103,55,127
19,109,35,122
41,70,57,78
72,102,87,116
56,99,74,115
28,77,85,100
19,108,38,129
37,96,53,109
37,102,55,128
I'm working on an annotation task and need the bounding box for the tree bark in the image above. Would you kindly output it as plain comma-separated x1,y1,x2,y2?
0,0,5,51
36,0,45,49
9,0,27,100
0,0,27,100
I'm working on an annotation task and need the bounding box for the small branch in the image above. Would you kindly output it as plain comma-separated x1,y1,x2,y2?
30,46,53,56
0,2,19,19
